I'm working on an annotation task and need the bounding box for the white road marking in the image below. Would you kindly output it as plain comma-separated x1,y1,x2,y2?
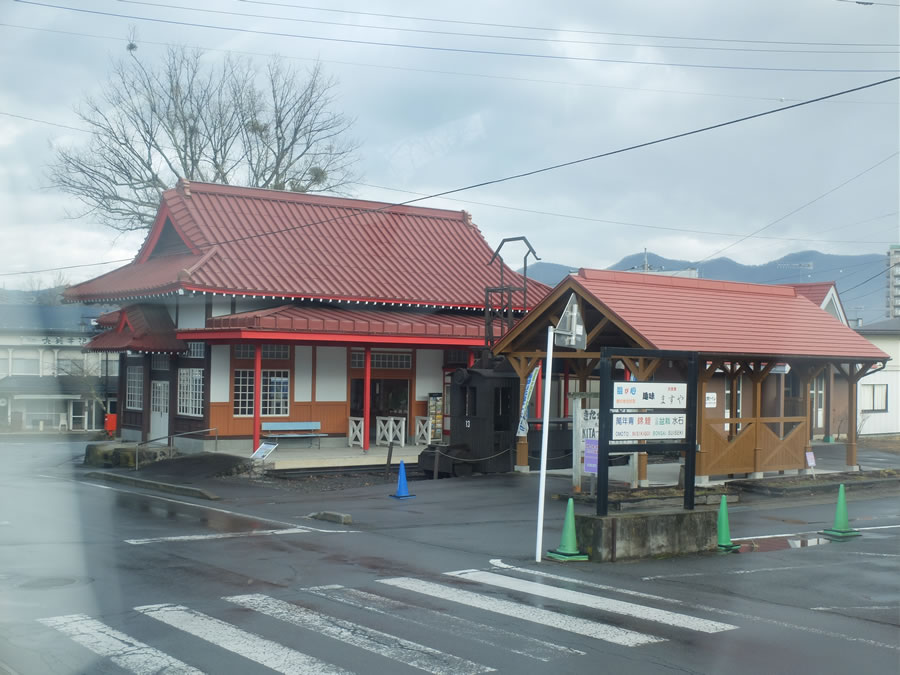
226,593,494,675
488,559,900,652
306,585,583,661
448,569,737,634
850,552,900,557
37,613,203,674
736,524,900,540
641,563,833,581
490,559,684,604
73,476,352,532
377,577,663,647
125,527,310,545
136,603,352,675
812,605,897,611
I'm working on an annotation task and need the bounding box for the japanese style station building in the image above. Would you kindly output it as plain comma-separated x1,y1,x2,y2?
491,269,889,480
65,180,548,453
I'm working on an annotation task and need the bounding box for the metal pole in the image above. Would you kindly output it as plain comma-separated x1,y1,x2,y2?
535,326,554,563
432,445,440,481
384,441,394,482
596,355,612,517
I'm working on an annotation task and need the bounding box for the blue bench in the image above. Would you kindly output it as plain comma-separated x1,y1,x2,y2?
261,421,326,448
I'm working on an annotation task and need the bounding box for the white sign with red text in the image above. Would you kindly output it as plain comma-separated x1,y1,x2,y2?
612,413,686,440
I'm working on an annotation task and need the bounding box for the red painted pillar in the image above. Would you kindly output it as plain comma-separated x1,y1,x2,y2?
252,343,262,452
563,362,570,417
467,350,475,367
363,346,371,452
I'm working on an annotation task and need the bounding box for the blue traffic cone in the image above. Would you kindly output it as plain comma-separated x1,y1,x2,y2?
390,460,415,499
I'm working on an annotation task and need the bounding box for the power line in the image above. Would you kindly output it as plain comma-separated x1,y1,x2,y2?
3,22,898,106
241,0,900,47
3,108,894,249
691,151,899,266
359,182,895,245
835,0,900,7
13,1,900,73
117,0,898,55
841,261,899,295
3,76,897,280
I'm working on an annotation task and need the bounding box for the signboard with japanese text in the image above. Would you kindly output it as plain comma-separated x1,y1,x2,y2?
21,335,90,346
584,438,598,473
612,413,686,440
613,382,687,409
705,392,717,408
251,442,278,460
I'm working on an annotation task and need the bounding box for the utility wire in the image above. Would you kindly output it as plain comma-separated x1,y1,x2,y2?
4,22,898,106
2,76,897,278
840,262,899,298
13,1,900,73
359,182,894,245
241,0,900,47
3,109,893,248
690,151,899,266
117,0,898,55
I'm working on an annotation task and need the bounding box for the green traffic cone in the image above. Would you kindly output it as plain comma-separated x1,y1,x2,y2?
546,498,589,561
819,484,860,540
717,495,740,552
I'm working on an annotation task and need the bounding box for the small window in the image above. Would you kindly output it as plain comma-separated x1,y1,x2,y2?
126,367,144,410
12,350,40,375
261,344,289,360
151,354,170,371
186,342,205,359
351,350,411,369
177,368,204,417
861,383,888,413
57,356,84,376
234,344,254,360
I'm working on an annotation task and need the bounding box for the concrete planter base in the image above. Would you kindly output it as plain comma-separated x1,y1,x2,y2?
574,509,717,562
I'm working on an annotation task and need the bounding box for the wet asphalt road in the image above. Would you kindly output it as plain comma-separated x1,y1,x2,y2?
0,438,898,675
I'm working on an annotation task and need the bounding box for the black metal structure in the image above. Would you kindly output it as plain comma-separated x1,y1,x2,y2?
595,348,699,516
484,237,539,347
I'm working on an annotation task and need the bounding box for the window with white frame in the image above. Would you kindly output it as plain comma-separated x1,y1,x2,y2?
105,354,120,377
350,350,411,369
232,369,290,416
126,366,143,410
234,344,254,360
234,344,289,360
861,383,888,413
177,368,204,416
151,354,170,371
186,342,205,359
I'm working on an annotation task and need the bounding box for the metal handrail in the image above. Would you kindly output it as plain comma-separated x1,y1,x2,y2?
135,427,218,471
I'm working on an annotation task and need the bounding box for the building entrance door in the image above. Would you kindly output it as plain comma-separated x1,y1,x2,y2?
149,380,169,444
69,400,86,430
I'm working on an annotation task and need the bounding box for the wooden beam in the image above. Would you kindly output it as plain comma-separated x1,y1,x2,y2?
585,317,610,345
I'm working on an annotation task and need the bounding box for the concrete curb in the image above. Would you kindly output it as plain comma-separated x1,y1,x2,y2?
308,511,353,525
84,472,221,501
729,476,899,497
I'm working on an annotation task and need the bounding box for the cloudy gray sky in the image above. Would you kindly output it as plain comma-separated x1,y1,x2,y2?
1,0,898,301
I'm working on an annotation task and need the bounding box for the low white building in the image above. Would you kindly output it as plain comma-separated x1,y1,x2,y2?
856,318,899,436
0,304,118,431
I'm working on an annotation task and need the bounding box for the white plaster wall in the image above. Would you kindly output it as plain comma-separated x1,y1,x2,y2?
211,297,232,317
294,346,312,402
857,333,899,435
316,346,347,401
177,301,206,329
209,345,230,403
415,349,444,401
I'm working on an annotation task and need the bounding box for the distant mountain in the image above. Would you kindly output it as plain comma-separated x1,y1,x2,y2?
521,251,888,325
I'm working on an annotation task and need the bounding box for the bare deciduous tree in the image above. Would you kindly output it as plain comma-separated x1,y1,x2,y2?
51,45,359,233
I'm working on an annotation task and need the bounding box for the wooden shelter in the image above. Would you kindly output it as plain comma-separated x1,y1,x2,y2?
492,269,889,480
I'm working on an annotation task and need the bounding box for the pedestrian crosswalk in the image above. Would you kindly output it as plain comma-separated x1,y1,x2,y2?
37,564,742,674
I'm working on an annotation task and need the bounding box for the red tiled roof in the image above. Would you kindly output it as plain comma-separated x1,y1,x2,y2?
84,304,186,354
65,181,549,309
569,269,888,360
788,282,834,308
186,304,496,344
